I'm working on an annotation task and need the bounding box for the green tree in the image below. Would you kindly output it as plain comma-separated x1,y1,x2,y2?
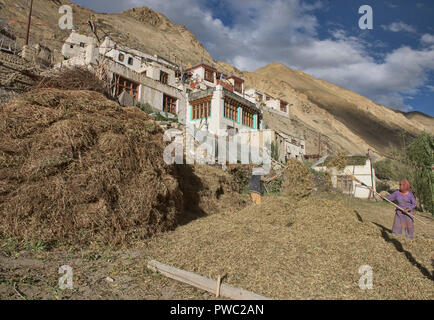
406,132,434,214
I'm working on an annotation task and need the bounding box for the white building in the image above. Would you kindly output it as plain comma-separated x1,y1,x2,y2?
245,88,290,117
60,33,187,123
312,155,376,199
273,131,305,161
61,31,97,59
186,85,262,135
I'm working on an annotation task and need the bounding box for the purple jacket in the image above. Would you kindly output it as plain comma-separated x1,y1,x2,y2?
386,190,417,214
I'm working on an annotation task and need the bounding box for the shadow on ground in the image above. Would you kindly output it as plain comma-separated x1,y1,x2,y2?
373,222,433,281
173,165,207,226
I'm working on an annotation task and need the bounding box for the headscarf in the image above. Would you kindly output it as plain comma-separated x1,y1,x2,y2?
399,180,410,193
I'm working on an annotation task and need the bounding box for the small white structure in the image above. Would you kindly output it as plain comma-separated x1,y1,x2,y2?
61,31,97,59
185,64,218,89
245,88,289,117
312,155,376,199
273,131,305,161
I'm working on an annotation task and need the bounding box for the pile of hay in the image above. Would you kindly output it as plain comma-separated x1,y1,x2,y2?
0,89,183,245
326,151,349,170
280,159,313,199
145,195,434,299
31,67,111,98
174,164,248,222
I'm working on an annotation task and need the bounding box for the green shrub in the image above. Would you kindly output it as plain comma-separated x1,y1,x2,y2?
376,181,391,193
136,102,154,114
271,141,279,162
373,159,408,181
406,132,434,214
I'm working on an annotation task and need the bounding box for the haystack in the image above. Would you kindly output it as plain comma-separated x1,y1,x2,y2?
280,159,313,199
0,89,183,245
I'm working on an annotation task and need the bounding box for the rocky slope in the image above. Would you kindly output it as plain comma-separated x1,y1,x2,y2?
2,0,433,154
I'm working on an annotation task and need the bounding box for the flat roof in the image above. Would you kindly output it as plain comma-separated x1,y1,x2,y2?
185,63,218,73
227,75,244,83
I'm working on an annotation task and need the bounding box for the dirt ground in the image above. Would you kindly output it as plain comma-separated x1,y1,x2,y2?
1,192,432,300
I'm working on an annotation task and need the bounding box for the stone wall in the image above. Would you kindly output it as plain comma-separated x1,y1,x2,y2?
0,51,37,104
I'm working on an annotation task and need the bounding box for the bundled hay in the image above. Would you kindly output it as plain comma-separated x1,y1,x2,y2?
280,159,313,199
326,151,349,170
325,152,368,171
0,89,183,245
30,67,111,97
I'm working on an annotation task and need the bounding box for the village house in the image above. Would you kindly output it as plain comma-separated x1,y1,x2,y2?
245,88,290,117
59,33,302,162
60,32,188,124
311,155,376,199
61,31,97,59
273,131,306,161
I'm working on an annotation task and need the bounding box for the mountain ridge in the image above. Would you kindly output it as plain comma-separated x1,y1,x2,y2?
2,0,433,154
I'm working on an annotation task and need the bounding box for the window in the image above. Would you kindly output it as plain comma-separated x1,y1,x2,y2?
118,53,125,62
280,101,287,112
191,98,211,120
265,95,271,101
205,69,214,83
128,57,134,65
70,44,74,49
256,93,263,102
234,80,242,93
115,75,139,100
242,107,255,128
160,71,169,85
163,94,177,114
224,98,238,121
337,176,353,193
79,42,85,47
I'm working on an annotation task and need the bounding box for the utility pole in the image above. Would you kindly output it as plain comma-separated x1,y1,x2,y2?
25,0,34,46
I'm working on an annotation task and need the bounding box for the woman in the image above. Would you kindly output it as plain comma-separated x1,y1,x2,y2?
386,180,417,239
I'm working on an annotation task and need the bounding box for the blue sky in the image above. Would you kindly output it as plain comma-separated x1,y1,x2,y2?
71,0,434,115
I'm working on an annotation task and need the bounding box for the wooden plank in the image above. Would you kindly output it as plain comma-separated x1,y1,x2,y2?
147,260,271,300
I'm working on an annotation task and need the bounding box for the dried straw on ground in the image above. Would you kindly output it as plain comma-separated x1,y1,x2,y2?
0,89,183,245
145,195,434,299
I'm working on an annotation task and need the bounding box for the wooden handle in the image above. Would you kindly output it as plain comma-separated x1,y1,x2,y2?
344,170,426,225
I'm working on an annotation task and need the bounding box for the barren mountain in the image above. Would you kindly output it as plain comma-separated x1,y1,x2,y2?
2,0,433,154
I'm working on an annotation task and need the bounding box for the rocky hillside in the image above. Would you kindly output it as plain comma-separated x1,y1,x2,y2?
2,0,433,154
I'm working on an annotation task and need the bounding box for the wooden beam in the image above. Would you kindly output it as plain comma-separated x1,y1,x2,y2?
147,260,271,300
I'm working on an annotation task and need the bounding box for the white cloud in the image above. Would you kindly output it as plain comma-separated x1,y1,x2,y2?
421,34,434,46
381,22,417,33
76,0,434,112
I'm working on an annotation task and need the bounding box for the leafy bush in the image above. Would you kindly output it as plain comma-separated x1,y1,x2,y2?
373,159,408,181
406,132,434,214
376,181,391,193
136,102,154,114
271,141,279,162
